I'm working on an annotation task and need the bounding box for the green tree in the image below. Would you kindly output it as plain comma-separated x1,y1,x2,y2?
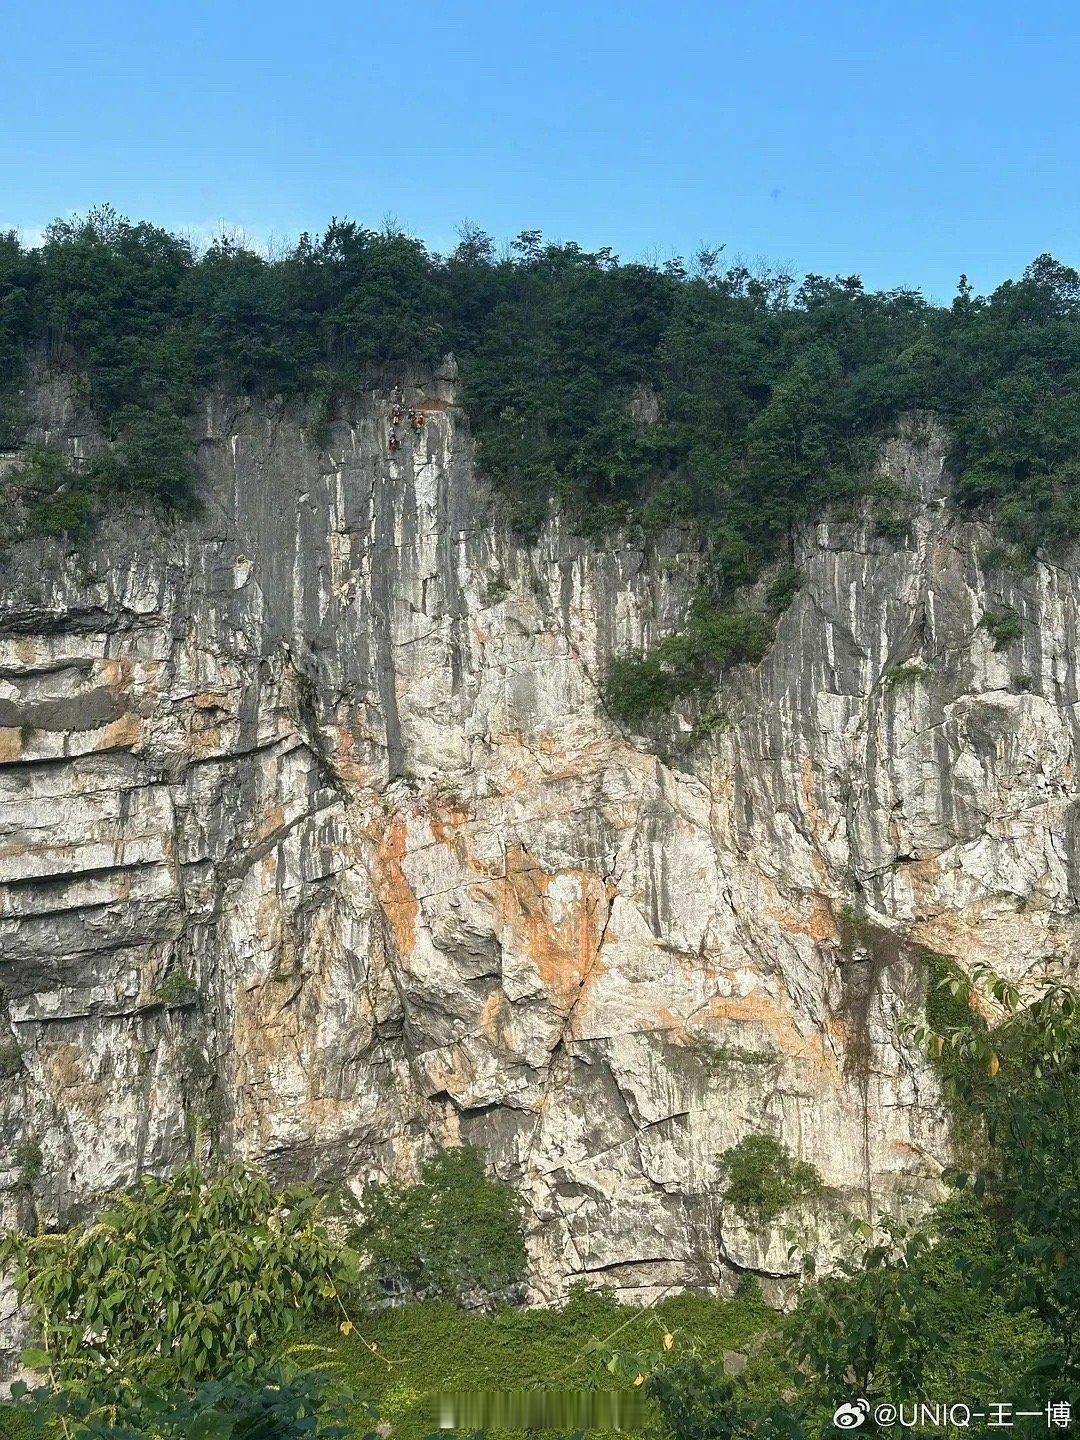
356,1146,526,1305
2,211,1079,729
0,1163,353,1402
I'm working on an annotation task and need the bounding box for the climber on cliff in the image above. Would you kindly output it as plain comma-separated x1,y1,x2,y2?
388,429,400,453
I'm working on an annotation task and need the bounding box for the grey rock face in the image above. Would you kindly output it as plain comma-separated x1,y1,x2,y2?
1,382,1075,1360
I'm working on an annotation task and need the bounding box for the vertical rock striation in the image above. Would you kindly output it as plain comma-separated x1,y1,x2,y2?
1,376,1076,1361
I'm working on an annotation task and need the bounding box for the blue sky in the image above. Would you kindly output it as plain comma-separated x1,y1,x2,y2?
2,0,1077,299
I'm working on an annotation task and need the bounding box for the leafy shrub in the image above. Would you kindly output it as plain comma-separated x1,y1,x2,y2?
33,487,95,537
14,1141,42,1189
782,1198,1053,1432
356,1146,526,1306
9,1368,362,1440
0,1163,350,1397
605,650,674,727
6,444,95,539
152,969,198,1007
606,603,772,724
924,966,1079,1398
884,661,925,688
874,508,908,539
765,566,801,613
646,1354,805,1440
894,963,1079,1405
917,951,990,1108
981,607,1023,651
719,1136,824,1229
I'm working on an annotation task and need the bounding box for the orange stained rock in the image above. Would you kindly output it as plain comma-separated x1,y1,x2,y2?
428,795,473,849
228,911,360,1145
98,655,158,695
888,1138,938,1167
479,845,610,1013
230,981,292,1149
255,889,284,947
701,991,840,1079
500,765,527,795
799,755,818,816
767,894,840,945
427,1043,477,1099
254,803,286,844
902,855,944,895
99,713,143,752
330,721,372,788
193,689,231,710
909,911,994,977
373,796,691,1032
795,756,830,881
0,712,143,763
41,1041,108,1117
189,720,224,759
367,811,420,961
428,789,611,1000
653,1006,690,1040
479,990,513,1046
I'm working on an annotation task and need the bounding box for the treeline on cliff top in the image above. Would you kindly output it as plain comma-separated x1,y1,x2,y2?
1,209,1077,718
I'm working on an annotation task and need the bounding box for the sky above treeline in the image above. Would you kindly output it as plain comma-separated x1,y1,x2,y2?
2,0,1077,301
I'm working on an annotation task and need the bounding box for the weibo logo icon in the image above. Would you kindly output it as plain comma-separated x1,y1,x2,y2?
832,1399,871,1429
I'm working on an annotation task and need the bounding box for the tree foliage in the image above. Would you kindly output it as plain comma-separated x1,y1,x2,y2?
355,1146,526,1306
2,211,1078,720
8,1368,361,1440
646,1353,805,1440
0,1164,350,1401
778,966,1079,1434
607,969,1077,1439
916,964,1080,1394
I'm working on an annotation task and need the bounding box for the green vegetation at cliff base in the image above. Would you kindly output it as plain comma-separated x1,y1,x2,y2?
312,1286,773,1440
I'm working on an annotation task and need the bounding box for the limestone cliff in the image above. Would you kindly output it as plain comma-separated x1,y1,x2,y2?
1,372,1076,1360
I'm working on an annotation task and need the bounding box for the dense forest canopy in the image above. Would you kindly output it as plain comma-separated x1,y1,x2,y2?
1,209,1077,719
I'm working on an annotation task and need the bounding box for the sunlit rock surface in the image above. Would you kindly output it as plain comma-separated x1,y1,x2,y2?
1,376,1076,1361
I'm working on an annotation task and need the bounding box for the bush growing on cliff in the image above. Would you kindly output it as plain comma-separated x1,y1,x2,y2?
0,1163,352,1402
637,975,1076,1439
6,445,95,538
981,606,1024,651
606,603,773,725
719,1136,824,1230
356,1146,526,1306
